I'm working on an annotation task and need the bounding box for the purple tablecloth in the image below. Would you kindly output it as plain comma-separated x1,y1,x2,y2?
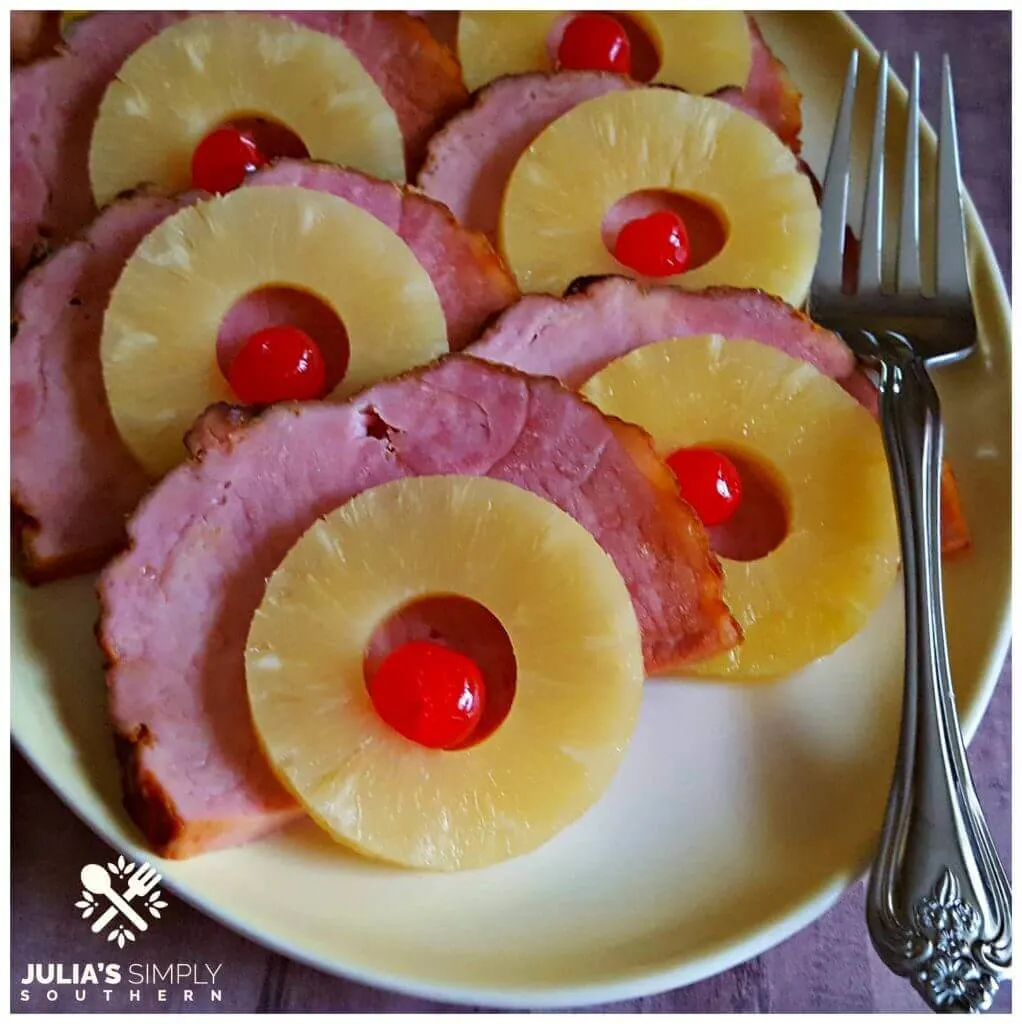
11,11,1010,1013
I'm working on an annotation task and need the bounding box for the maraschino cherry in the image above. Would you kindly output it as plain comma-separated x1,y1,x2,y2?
227,325,327,405
556,12,631,75
368,640,487,750
191,126,269,194
613,210,691,277
666,447,743,526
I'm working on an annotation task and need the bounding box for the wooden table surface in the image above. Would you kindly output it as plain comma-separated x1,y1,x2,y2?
11,11,1011,1014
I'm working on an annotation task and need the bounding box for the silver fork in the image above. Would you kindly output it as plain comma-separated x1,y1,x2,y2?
810,51,1011,1013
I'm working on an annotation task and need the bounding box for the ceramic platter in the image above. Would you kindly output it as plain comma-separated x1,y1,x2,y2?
11,11,1011,1009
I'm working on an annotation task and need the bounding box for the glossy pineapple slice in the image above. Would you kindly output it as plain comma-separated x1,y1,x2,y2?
501,89,819,305
246,476,645,870
582,336,899,681
89,13,404,207
458,12,751,95
102,186,446,478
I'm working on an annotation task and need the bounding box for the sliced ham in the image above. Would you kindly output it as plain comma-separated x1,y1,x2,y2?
248,160,517,351
467,277,971,554
417,17,802,242
11,191,198,582
12,166,517,583
469,278,855,389
741,17,803,153
99,356,739,857
10,11,60,65
419,72,633,243
12,11,466,274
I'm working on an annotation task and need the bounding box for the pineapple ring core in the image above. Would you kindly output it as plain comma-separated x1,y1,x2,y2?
602,189,729,273
458,11,752,95
708,448,791,563
89,13,405,208
501,89,820,305
101,187,447,478
581,336,900,681
365,594,518,747
246,475,646,870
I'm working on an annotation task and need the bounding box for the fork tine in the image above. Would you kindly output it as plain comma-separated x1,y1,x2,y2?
936,56,970,299
859,53,889,292
896,54,922,293
817,50,859,294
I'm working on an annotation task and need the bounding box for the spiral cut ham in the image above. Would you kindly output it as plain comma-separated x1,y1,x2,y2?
467,277,970,554
417,17,802,241
12,10,467,274
11,164,516,582
98,356,738,857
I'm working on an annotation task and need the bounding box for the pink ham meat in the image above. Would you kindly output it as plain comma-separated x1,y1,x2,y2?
11,191,197,582
468,277,972,556
416,18,802,241
468,277,856,390
248,160,517,350
12,11,467,274
99,356,739,857
419,71,632,243
11,164,517,583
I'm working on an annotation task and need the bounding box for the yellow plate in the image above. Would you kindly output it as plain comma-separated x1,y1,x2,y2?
11,13,1010,1007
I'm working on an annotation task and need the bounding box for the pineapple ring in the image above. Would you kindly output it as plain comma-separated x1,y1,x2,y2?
582,336,900,681
101,187,447,478
89,13,405,207
501,89,820,306
246,475,646,870
458,12,752,95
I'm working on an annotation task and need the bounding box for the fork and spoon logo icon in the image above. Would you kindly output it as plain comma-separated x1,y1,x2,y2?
76,856,167,946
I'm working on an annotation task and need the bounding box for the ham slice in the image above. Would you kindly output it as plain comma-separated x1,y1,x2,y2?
12,166,516,582
248,160,517,351
417,17,802,242
11,191,197,582
469,278,856,389
468,277,971,555
10,11,60,65
419,71,633,243
99,356,739,857
12,11,466,274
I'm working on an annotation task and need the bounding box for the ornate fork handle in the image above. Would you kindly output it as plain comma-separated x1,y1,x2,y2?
844,330,1011,1012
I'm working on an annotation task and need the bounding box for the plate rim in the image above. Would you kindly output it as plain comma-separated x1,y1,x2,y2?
10,10,1012,1010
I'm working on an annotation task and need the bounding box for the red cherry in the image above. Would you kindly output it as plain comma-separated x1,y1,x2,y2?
368,640,486,750
556,13,631,75
613,211,691,277
191,126,268,194
666,448,743,527
227,325,327,405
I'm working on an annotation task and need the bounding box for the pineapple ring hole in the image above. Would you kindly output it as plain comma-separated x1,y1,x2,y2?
546,12,661,82
705,446,791,562
217,115,309,163
217,286,350,394
602,189,729,273
363,595,517,748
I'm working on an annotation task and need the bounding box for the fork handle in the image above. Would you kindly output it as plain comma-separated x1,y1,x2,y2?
859,331,1011,1012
